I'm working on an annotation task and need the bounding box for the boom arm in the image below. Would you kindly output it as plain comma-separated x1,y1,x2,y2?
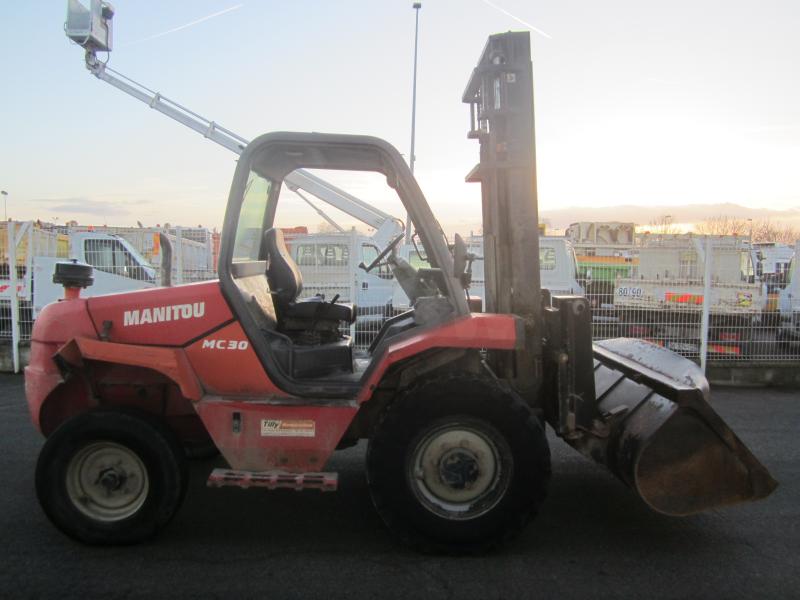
83,53,403,243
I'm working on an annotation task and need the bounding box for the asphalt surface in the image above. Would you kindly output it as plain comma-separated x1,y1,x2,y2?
1,374,798,599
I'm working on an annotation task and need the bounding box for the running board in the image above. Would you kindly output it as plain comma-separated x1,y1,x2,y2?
207,468,338,492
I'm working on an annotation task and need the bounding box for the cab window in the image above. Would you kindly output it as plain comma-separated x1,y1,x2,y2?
320,244,349,267
84,238,147,280
295,244,320,266
233,172,272,262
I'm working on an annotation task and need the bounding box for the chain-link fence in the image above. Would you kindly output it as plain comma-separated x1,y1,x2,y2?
586,235,800,367
0,223,67,359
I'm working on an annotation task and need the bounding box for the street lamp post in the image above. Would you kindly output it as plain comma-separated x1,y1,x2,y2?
1,191,7,221
405,2,422,242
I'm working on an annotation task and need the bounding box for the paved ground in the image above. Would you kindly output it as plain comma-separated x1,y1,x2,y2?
1,374,797,599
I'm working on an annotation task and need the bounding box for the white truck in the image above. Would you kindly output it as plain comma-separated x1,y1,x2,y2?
1,223,157,330
32,231,157,316
613,234,763,357
392,235,585,311
751,242,794,322
283,230,398,347
70,225,217,283
565,221,637,308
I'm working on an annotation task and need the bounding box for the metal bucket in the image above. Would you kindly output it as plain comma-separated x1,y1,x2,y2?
571,339,777,516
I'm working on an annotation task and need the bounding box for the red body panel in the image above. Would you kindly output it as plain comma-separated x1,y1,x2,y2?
185,321,286,397
195,400,357,471
357,313,520,403
86,280,232,346
57,337,203,401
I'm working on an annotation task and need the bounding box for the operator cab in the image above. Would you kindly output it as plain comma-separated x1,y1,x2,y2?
218,133,471,396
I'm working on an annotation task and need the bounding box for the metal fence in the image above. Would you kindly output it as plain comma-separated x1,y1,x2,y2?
284,232,800,364
585,235,800,367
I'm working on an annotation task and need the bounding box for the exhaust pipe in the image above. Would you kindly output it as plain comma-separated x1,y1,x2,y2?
158,232,173,287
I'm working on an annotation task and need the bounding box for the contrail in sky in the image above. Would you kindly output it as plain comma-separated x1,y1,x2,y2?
481,0,552,39
124,4,244,46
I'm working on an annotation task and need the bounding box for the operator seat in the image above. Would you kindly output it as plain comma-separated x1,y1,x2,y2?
264,228,356,325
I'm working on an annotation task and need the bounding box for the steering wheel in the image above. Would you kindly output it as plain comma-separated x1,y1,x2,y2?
358,232,405,273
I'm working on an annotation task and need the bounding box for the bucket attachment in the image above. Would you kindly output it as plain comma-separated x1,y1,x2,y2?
570,338,778,515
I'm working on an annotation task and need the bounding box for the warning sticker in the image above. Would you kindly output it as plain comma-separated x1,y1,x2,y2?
260,419,316,438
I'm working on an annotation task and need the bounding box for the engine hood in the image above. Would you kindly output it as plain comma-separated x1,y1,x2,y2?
86,280,233,346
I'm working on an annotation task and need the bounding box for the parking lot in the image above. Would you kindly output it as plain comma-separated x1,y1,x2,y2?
1,373,797,599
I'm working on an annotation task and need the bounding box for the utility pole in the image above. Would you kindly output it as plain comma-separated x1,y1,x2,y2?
406,2,422,242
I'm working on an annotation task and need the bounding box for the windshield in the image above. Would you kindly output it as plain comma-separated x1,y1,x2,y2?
233,171,272,262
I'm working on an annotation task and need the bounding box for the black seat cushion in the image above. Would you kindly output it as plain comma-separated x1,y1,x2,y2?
264,228,303,306
291,337,353,378
287,296,355,323
267,332,353,378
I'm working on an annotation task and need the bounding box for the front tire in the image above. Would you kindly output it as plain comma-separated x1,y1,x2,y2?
366,375,550,553
35,408,188,545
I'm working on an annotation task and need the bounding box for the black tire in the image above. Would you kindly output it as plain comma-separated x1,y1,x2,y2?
366,375,550,554
35,408,189,545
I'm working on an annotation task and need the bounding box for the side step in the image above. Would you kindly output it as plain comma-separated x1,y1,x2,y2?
207,468,338,492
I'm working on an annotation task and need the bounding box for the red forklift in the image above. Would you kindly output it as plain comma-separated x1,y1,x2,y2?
26,29,775,552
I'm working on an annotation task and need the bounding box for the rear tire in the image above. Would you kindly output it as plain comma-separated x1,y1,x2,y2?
35,408,188,545
366,375,550,553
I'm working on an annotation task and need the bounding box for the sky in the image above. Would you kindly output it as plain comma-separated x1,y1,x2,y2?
1,0,798,233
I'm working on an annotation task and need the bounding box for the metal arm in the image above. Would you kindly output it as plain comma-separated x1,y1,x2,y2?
84,54,403,242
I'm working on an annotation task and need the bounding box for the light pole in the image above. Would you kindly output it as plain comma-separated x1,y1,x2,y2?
1,191,7,221
405,2,422,242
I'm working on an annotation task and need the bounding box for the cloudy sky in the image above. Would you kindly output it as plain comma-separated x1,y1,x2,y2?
1,0,798,232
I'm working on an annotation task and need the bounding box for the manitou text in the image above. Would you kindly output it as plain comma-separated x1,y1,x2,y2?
123,302,206,327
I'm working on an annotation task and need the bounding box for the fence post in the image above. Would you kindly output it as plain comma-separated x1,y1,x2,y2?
350,232,358,340
175,227,184,285
8,222,20,373
26,225,34,294
699,236,713,373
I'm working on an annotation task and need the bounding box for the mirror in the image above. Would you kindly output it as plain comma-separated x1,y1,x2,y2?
453,233,468,279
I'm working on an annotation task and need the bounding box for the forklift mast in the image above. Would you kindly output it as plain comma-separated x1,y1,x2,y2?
463,32,543,402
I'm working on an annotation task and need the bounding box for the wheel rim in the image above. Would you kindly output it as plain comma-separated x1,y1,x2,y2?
408,423,511,521
65,442,150,522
